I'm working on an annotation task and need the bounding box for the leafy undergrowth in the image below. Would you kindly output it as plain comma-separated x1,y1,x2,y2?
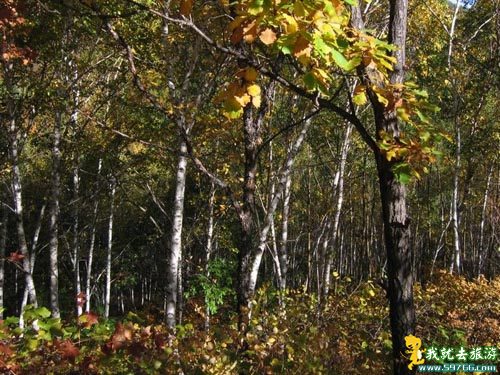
0,271,498,374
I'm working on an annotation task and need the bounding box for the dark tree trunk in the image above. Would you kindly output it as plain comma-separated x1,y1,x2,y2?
375,1,416,373
353,0,416,373
376,153,415,375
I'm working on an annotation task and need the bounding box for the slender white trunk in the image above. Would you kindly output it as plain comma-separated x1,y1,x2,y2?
323,124,352,298
70,56,82,316
279,171,292,291
166,139,188,329
450,124,461,273
19,203,45,328
478,167,493,276
86,159,102,313
204,183,215,330
9,117,37,308
448,0,461,275
72,164,82,316
248,118,312,300
104,177,116,319
267,143,279,287
49,111,62,318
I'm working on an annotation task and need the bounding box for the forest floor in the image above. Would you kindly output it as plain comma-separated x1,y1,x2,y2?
0,270,499,374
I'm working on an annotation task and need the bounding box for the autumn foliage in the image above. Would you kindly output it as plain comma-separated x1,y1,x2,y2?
0,272,498,374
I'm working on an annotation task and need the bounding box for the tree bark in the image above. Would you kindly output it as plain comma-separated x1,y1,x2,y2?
72,164,82,316
322,124,352,299
448,0,462,275
353,1,416,373
279,170,292,291
86,158,102,313
9,112,37,308
237,105,261,331
377,1,415,373
166,138,188,329
104,177,116,319
49,110,62,318
19,203,45,328
247,116,312,312
478,166,493,276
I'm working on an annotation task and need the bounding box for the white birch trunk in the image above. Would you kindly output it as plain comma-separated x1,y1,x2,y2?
72,164,82,316
450,125,461,273
279,171,292,291
448,0,462,275
166,139,188,329
104,177,116,319
247,117,312,301
19,203,45,328
204,183,215,330
323,124,352,298
86,159,102,313
49,110,62,318
478,167,493,276
9,117,37,308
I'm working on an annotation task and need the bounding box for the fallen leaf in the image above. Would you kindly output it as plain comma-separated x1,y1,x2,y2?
259,28,277,45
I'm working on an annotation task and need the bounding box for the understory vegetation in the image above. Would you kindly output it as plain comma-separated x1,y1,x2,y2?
0,271,498,374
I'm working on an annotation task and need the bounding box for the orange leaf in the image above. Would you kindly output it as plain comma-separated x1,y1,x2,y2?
259,28,277,45
78,311,99,328
293,36,311,58
111,323,133,350
244,67,258,82
180,0,193,16
56,340,80,362
243,20,258,43
76,292,86,307
230,26,244,44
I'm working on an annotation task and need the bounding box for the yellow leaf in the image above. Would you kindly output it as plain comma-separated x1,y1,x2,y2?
244,67,258,82
386,149,396,161
252,95,261,108
294,1,305,17
375,92,389,106
247,84,261,97
234,93,251,106
353,92,367,105
259,28,277,45
282,14,298,34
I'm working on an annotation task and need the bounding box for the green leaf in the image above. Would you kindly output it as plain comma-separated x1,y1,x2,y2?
248,0,264,15
303,72,317,91
5,316,20,326
34,307,51,319
343,0,358,5
353,91,367,105
26,338,40,351
393,163,412,184
331,49,350,70
313,36,331,56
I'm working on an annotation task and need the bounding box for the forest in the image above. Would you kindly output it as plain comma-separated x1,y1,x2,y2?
0,0,498,374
